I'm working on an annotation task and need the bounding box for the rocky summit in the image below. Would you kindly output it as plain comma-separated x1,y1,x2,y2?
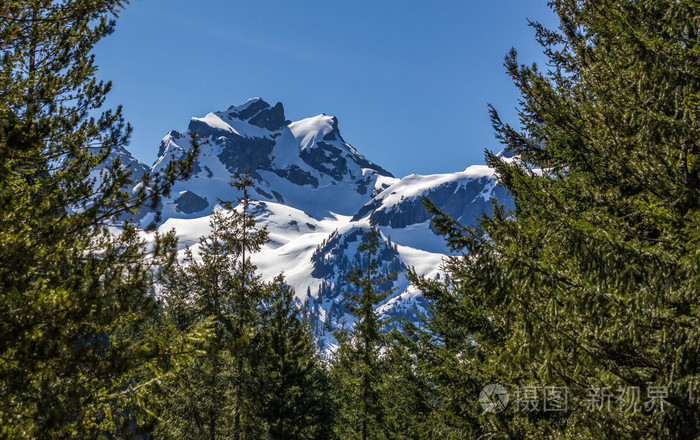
119,98,512,349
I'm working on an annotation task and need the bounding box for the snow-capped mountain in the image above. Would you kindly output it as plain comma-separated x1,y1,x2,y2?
141,98,393,224
127,98,511,349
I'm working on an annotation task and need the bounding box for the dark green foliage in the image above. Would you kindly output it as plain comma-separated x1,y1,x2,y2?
0,1,198,437
378,328,434,440
254,277,334,440
8,1,699,438
412,0,700,438
333,227,396,440
151,174,269,439
151,174,333,439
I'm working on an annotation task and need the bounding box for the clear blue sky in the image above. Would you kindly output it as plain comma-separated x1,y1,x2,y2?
95,1,559,178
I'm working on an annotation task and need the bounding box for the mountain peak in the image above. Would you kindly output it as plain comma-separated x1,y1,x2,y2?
148,98,396,219
222,97,288,131
226,97,268,114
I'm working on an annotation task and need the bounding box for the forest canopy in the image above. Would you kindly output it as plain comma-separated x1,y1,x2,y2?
0,0,698,439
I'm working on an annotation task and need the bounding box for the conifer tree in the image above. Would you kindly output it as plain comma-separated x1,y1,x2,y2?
0,1,198,437
333,226,396,440
152,173,269,439
415,0,700,438
254,276,334,440
379,328,434,440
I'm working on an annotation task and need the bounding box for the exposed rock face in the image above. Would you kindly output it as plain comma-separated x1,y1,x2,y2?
273,165,319,187
248,101,288,131
216,135,276,175
300,142,348,181
368,178,511,229
174,191,208,214
351,167,512,230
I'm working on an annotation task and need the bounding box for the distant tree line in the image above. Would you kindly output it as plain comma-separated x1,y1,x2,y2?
1,0,698,439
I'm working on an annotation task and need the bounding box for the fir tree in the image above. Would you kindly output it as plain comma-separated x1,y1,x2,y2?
415,0,700,438
379,328,434,440
254,276,334,440
151,173,269,439
0,1,198,437
333,226,396,440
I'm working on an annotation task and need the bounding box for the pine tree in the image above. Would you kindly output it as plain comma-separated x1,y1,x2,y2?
333,226,396,440
415,0,700,438
0,1,198,437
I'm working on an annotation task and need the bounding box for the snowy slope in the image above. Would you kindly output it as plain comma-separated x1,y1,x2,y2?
121,98,511,349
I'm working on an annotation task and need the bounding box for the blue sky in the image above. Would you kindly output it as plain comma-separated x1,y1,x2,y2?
95,1,559,178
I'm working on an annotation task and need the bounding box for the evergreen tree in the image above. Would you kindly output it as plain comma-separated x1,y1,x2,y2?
415,0,700,438
254,276,334,440
151,173,269,439
0,1,198,437
333,226,396,440
379,328,434,440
